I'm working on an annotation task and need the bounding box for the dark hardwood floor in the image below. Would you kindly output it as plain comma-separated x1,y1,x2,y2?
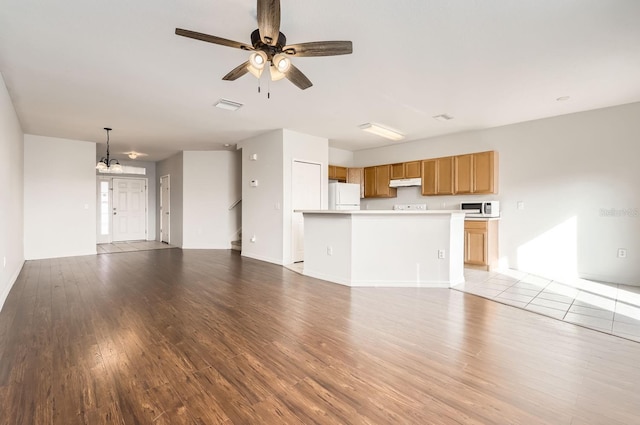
1,249,639,424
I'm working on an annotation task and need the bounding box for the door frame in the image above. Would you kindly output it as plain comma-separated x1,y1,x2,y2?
291,159,322,264
160,174,170,244
96,176,149,243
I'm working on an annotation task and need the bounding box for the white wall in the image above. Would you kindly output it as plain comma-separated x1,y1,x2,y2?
0,73,25,311
24,135,97,259
237,130,284,264
283,129,329,264
354,102,640,285
157,152,183,247
237,129,328,265
182,151,241,249
328,147,354,167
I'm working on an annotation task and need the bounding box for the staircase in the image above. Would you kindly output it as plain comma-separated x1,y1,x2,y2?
231,231,241,252
231,239,242,252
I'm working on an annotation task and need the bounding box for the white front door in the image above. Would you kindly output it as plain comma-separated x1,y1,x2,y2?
160,175,170,244
112,178,147,242
292,161,322,263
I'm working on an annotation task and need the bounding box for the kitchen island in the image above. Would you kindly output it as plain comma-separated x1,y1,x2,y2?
300,210,465,287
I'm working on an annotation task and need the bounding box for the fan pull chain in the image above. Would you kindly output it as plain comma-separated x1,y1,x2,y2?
267,76,271,99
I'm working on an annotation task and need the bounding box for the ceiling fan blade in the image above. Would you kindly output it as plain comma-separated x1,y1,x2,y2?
222,61,250,81
257,0,281,46
286,64,313,90
175,28,253,51
283,41,353,57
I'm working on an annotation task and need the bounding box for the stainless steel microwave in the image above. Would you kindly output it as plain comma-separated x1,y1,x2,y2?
461,201,500,218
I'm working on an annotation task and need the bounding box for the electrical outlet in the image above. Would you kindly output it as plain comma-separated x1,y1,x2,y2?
2,256,6,269
617,248,627,258
327,246,333,256
517,201,525,210
438,249,445,259
250,235,256,243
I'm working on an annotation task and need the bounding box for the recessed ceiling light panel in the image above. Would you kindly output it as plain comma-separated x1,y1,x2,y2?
358,123,405,141
214,99,243,111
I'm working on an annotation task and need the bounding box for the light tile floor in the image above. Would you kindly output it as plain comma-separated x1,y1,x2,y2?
455,268,640,343
97,241,175,254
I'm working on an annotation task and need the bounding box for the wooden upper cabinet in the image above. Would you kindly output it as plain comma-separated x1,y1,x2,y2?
421,159,437,196
364,165,397,198
453,150,498,195
328,165,347,182
347,167,365,198
454,154,474,194
405,161,421,178
364,167,377,198
421,157,454,196
391,163,405,180
437,157,455,195
375,165,392,197
473,151,497,194
391,161,421,180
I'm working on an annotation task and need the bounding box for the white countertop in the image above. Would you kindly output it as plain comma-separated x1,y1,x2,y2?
464,216,501,221
297,209,466,215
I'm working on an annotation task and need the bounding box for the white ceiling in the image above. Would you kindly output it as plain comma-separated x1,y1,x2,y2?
2,0,640,162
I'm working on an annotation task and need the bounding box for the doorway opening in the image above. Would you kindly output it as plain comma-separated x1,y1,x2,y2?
291,160,322,264
160,175,170,244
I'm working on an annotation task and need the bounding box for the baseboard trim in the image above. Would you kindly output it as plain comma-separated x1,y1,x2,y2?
0,259,25,313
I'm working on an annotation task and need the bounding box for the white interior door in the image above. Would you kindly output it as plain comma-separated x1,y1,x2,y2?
292,161,322,262
112,178,147,242
160,175,170,244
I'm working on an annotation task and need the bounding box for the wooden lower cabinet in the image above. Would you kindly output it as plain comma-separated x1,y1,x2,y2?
464,220,499,271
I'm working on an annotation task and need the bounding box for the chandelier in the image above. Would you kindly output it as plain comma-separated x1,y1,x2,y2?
95,127,123,173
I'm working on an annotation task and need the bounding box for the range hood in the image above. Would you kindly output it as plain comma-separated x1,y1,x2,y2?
389,177,422,188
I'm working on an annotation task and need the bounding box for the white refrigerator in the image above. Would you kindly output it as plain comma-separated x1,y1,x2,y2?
328,182,361,210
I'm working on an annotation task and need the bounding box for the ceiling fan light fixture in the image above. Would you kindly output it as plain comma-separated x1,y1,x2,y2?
269,65,287,81
359,123,405,141
249,51,267,69
272,53,290,73
248,51,268,78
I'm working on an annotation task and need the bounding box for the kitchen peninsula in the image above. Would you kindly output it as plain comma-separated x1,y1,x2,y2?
300,210,465,287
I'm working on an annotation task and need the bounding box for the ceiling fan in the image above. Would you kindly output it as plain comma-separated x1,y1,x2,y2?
175,0,353,90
